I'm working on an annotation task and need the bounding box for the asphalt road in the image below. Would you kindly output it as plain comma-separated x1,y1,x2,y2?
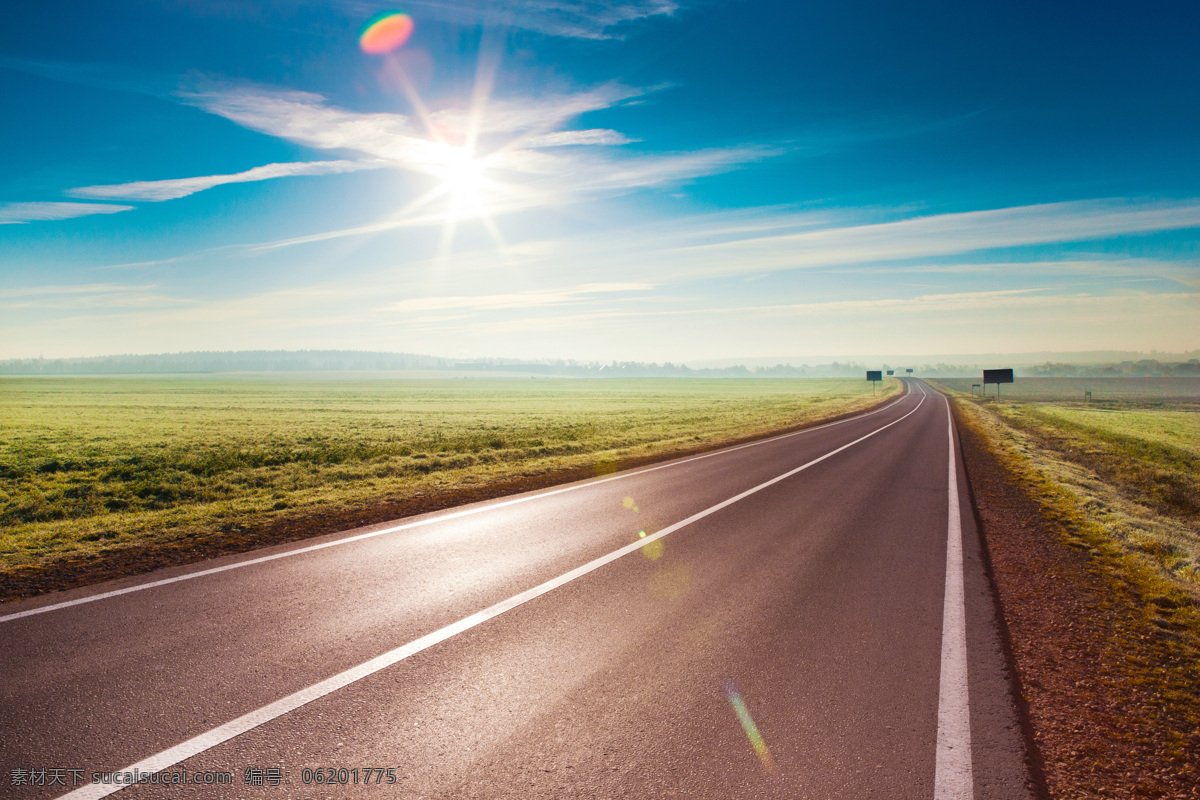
0,380,1035,799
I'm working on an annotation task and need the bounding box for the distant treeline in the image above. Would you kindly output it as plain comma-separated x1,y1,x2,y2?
0,350,453,375
0,351,881,378
1019,359,1200,378
455,359,884,378
2,351,1197,378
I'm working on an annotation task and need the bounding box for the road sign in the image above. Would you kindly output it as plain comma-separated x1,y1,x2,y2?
982,368,1014,400
886,370,895,376
866,370,882,381
905,368,913,374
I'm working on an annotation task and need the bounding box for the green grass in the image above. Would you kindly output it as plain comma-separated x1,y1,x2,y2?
934,376,1200,406
1026,407,1200,459
0,375,898,580
930,377,1200,593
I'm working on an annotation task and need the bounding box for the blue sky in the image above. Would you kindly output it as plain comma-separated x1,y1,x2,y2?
1,0,1197,361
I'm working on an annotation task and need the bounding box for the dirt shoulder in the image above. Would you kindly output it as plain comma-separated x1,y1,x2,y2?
951,398,1200,798
0,396,898,603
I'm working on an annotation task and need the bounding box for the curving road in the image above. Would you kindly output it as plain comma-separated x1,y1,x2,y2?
0,380,1035,799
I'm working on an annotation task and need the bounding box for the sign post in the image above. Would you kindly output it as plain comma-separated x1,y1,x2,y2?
866,370,882,395
982,368,1014,400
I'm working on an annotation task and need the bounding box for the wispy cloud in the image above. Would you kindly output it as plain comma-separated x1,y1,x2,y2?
177,82,770,247
834,257,1200,290
391,0,680,39
301,199,1197,288
0,202,134,224
181,87,438,163
178,83,656,171
408,289,1200,338
4,61,759,233
517,129,634,147
426,84,652,135
526,146,773,194
660,199,1200,275
93,255,195,271
0,282,185,310
384,282,653,312
541,199,1200,284
0,283,151,299
68,160,376,201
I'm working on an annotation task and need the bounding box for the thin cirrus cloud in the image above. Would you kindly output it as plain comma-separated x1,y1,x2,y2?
164,1,681,40
362,199,1199,288
68,160,378,201
424,83,652,136
181,83,766,198
622,198,1200,280
170,82,774,249
0,201,134,224
392,0,680,39
0,282,183,310
424,289,1200,339
238,146,776,253
519,129,634,147
384,282,654,313
181,87,441,164
839,258,1200,290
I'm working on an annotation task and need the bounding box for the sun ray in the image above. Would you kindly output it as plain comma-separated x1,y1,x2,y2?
436,216,459,260
365,28,559,257
379,55,447,147
462,30,504,153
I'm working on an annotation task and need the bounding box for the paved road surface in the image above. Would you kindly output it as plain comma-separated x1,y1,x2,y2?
1,380,1035,799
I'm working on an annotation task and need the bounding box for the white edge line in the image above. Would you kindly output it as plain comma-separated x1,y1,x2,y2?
57,388,927,800
2,383,913,624
933,392,974,799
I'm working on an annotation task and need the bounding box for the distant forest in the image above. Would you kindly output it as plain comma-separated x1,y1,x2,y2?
0,350,452,375
1,350,1198,378
1020,359,1200,377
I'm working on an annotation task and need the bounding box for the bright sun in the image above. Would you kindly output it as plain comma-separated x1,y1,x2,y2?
438,147,488,218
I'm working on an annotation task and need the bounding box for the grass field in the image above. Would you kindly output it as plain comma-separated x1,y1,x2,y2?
0,375,898,591
935,376,1200,406
932,377,1200,592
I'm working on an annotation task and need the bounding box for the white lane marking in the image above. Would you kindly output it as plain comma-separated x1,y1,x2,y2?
934,393,974,799
2,384,913,624
56,390,927,800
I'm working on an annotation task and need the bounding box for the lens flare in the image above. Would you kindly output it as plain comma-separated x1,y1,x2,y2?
725,681,776,771
641,539,665,560
360,12,414,54
649,563,692,598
